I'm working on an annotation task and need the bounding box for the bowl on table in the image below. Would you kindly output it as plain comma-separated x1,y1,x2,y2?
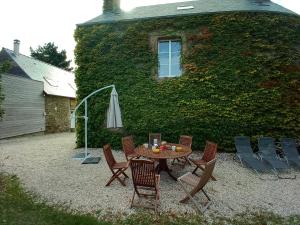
152,148,160,154
175,146,183,152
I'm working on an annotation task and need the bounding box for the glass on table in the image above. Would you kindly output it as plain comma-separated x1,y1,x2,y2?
143,143,149,149
153,139,158,146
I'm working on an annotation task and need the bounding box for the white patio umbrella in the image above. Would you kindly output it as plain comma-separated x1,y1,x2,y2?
107,87,123,128
71,85,122,164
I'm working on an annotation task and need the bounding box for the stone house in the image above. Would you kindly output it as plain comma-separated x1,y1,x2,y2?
74,0,299,150
0,40,76,138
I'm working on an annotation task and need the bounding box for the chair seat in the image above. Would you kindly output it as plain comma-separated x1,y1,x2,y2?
178,172,200,187
128,152,139,158
190,158,207,165
113,161,130,169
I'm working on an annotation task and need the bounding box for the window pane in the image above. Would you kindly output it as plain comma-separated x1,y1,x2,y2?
159,65,169,77
171,52,180,65
158,39,182,78
159,53,169,65
159,41,169,53
171,41,181,53
171,64,181,76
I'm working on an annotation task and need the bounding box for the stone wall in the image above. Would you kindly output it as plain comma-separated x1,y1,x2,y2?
45,95,71,133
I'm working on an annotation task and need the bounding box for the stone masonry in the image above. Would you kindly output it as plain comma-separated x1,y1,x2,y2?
45,95,72,133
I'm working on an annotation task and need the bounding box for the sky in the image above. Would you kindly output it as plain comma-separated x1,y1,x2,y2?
0,0,299,68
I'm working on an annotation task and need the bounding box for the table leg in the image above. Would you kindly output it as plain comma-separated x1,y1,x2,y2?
156,159,177,181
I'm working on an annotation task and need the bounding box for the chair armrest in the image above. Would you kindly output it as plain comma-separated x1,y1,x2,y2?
189,158,206,166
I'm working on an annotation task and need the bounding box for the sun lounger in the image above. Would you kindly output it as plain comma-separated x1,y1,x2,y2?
258,137,295,179
280,138,300,169
234,136,275,179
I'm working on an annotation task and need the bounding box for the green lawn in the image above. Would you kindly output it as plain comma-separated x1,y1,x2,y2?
0,173,299,225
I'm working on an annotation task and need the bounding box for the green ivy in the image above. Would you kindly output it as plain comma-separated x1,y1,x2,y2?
0,73,3,119
0,61,11,119
74,12,300,151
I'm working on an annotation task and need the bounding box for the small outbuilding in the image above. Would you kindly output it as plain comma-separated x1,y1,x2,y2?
0,40,77,138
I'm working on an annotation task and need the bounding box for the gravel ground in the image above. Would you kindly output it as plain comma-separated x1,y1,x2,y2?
0,132,299,217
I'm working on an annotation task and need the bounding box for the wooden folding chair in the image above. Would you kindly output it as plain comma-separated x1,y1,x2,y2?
130,159,160,212
103,144,130,186
190,141,217,181
178,159,216,213
149,133,161,146
172,135,193,167
122,136,139,161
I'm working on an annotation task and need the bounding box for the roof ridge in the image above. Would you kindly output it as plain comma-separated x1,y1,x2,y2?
4,48,74,75
79,0,296,26
1,72,43,84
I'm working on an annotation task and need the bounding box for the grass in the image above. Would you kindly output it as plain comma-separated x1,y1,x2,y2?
0,173,299,225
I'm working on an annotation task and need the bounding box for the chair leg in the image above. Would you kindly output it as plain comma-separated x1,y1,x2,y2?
178,180,202,213
184,156,192,166
122,171,129,178
201,189,211,201
192,166,198,174
130,191,136,208
200,189,212,213
155,194,158,213
105,169,126,186
171,158,180,165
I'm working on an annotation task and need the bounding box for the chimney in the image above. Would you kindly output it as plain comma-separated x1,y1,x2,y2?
13,39,20,55
103,0,121,14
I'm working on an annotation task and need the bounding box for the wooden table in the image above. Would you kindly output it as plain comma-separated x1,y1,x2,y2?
135,143,192,180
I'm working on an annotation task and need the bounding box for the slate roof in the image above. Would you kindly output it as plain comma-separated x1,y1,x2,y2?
1,48,76,98
80,0,295,26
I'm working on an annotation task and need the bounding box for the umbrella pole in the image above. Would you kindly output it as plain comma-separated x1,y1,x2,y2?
71,84,121,164
84,99,88,159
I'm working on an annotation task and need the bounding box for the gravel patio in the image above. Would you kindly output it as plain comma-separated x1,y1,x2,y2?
0,132,299,217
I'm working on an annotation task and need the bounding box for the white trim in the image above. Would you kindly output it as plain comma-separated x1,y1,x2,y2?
158,40,182,78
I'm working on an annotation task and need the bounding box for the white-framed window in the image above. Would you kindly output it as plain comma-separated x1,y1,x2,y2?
158,39,182,77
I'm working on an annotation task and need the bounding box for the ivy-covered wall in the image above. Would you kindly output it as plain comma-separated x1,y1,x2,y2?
0,72,3,119
0,61,11,119
74,12,300,151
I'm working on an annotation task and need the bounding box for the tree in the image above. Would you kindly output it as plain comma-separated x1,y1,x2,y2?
30,42,73,71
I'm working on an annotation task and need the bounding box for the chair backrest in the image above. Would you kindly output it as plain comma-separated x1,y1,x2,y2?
103,144,116,169
258,137,277,157
191,159,216,196
202,141,217,162
149,133,161,146
281,138,299,158
234,136,254,155
122,136,135,158
130,159,156,188
179,135,193,148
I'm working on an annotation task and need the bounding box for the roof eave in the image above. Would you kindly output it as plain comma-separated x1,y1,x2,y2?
44,91,76,99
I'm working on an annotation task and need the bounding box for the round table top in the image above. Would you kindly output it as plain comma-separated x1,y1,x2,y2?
135,143,192,159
